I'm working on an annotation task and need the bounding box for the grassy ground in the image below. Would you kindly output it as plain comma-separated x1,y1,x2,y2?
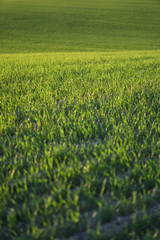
1,0,160,53
0,51,160,239
1,0,160,239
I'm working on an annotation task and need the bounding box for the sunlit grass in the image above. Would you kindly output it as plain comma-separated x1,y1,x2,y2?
0,51,160,239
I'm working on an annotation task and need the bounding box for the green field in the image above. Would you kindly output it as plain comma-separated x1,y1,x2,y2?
1,0,160,53
0,0,160,239
1,51,160,239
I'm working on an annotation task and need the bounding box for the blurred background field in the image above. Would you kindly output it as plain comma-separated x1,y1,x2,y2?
0,0,160,53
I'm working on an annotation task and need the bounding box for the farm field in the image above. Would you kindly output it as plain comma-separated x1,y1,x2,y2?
0,0,160,53
1,0,160,239
0,51,160,239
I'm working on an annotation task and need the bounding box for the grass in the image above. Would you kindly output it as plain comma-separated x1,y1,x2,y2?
0,51,160,239
0,0,160,53
1,0,160,238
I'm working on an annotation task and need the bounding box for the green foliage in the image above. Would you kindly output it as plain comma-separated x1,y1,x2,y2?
0,51,160,239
